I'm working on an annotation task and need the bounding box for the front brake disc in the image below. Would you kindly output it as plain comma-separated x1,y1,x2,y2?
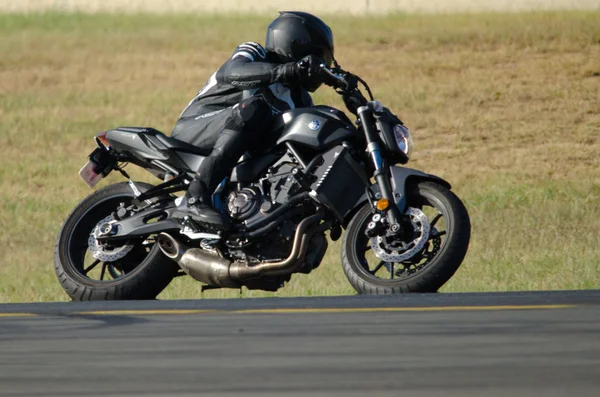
370,207,430,262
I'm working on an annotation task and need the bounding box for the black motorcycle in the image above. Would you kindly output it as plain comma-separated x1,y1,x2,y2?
54,65,471,300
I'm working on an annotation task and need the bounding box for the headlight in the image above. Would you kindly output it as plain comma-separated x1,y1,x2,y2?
393,124,414,158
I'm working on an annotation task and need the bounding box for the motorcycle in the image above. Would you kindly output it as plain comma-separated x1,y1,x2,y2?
54,64,471,300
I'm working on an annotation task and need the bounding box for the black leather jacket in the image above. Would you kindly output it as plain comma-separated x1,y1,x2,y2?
179,42,313,119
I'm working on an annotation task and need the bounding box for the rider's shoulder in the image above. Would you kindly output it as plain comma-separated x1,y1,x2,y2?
231,42,267,62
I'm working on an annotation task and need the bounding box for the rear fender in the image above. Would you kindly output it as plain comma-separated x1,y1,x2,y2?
342,166,451,228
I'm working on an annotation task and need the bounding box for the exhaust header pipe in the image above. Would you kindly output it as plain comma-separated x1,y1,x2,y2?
157,212,323,287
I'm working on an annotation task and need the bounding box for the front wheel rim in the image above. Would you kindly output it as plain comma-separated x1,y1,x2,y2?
352,191,451,285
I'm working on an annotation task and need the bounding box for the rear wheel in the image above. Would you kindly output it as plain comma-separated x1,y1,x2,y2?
54,182,180,300
341,181,470,294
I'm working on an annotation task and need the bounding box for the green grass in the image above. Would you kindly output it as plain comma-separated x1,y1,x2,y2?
1,11,599,302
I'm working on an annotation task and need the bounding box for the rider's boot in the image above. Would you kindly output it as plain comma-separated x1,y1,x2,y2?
175,128,249,231
176,179,230,231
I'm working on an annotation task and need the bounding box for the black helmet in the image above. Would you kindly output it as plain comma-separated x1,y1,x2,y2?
265,11,334,67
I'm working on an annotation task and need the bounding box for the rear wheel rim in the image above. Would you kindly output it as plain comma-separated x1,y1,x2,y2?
65,195,156,284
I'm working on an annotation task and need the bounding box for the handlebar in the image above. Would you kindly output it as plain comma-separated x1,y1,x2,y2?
297,61,374,112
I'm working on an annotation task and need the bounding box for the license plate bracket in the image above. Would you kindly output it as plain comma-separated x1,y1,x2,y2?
78,147,117,188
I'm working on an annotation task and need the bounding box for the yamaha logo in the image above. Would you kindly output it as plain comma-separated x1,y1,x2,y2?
308,119,321,131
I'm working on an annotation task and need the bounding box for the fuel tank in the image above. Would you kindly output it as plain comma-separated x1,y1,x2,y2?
277,105,357,150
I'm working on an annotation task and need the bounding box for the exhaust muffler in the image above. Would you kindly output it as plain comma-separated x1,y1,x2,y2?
156,212,322,287
157,232,239,288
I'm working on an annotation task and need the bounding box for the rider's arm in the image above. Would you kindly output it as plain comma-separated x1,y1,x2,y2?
216,42,298,88
299,90,314,107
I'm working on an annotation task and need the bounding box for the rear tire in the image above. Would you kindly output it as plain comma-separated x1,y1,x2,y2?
54,182,180,301
341,181,470,294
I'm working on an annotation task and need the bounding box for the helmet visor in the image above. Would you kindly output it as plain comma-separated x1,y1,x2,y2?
313,46,334,67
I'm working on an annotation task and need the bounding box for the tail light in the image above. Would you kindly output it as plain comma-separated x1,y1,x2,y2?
96,131,110,148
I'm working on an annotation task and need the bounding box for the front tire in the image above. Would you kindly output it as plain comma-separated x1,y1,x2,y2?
342,181,471,294
54,182,180,301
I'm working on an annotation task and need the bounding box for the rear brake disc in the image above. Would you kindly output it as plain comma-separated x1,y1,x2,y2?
88,215,134,262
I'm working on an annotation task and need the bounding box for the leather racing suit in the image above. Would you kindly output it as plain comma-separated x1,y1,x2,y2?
171,42,313,203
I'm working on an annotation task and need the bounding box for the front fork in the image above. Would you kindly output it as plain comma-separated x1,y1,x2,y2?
357,105,403,234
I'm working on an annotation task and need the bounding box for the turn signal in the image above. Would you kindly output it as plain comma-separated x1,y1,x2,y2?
376,198,389,211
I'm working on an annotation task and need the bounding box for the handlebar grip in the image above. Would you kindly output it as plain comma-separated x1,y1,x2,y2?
319,64,349,89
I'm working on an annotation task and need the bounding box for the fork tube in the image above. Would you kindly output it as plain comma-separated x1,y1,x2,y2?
357,106,401,230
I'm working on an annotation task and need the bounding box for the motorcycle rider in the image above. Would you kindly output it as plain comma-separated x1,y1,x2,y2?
171,11,335,231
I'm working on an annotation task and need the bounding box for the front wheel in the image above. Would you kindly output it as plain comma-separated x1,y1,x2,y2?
342,181,471,294
54,182,180,301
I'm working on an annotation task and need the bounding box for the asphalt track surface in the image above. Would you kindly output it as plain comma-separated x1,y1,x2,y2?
1,291,600,396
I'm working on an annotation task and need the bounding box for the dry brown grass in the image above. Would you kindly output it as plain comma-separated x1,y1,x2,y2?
0,11,599,302
2,0,600,14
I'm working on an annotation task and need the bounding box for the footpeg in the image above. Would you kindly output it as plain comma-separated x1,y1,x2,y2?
180,224,222,241
200,239,220,250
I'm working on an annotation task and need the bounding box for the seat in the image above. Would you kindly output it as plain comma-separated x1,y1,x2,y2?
154,133,212,156
116,127,212,156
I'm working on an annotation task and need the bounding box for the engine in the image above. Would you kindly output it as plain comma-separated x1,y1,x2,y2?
221,155,328,290
224,158,309,259
225,157,301,225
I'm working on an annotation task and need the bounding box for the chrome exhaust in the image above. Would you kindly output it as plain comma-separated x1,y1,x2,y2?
156,212,323,287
